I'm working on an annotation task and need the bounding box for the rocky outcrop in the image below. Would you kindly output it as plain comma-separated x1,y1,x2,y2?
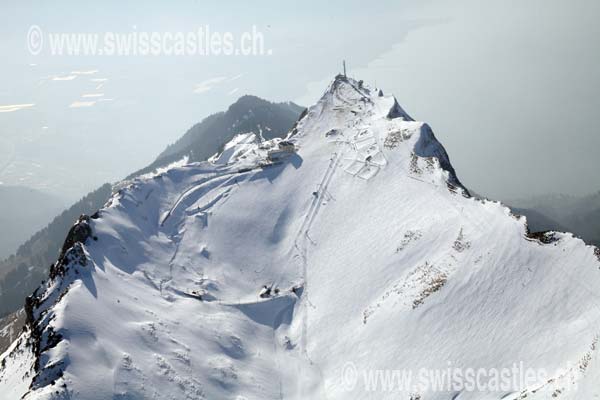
21,214,95,393
57,215,92,265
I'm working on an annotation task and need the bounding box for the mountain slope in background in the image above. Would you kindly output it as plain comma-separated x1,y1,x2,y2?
0,186,66,260
0,309,25,356
0,184,112,318
0,96,303,327
508,191,600,245
129,96,304,178
1,76,599,399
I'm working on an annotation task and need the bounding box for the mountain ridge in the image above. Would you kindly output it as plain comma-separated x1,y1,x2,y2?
130,96,304,179
0,95,304,325
1,76,599,399
507,191,600,245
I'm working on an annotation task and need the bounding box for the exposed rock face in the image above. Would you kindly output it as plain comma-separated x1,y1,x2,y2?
27,215,93,325
23,215,93,331
20,215,94,394
57,215,92,266
0,184,112,320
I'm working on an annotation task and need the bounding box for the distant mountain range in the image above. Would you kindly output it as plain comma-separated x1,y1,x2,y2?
0,95,304,322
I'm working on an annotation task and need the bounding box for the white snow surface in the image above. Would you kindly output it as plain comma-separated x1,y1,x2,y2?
1,76,600,400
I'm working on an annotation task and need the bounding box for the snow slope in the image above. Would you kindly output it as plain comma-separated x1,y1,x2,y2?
1,76,600,400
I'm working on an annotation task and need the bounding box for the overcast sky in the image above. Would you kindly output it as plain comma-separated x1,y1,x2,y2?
0,0,599,202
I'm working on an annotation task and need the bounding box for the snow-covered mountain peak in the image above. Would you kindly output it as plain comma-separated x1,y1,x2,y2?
320,74,411,120
202,75,463,193
289,74,465,190
2,76,600,400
